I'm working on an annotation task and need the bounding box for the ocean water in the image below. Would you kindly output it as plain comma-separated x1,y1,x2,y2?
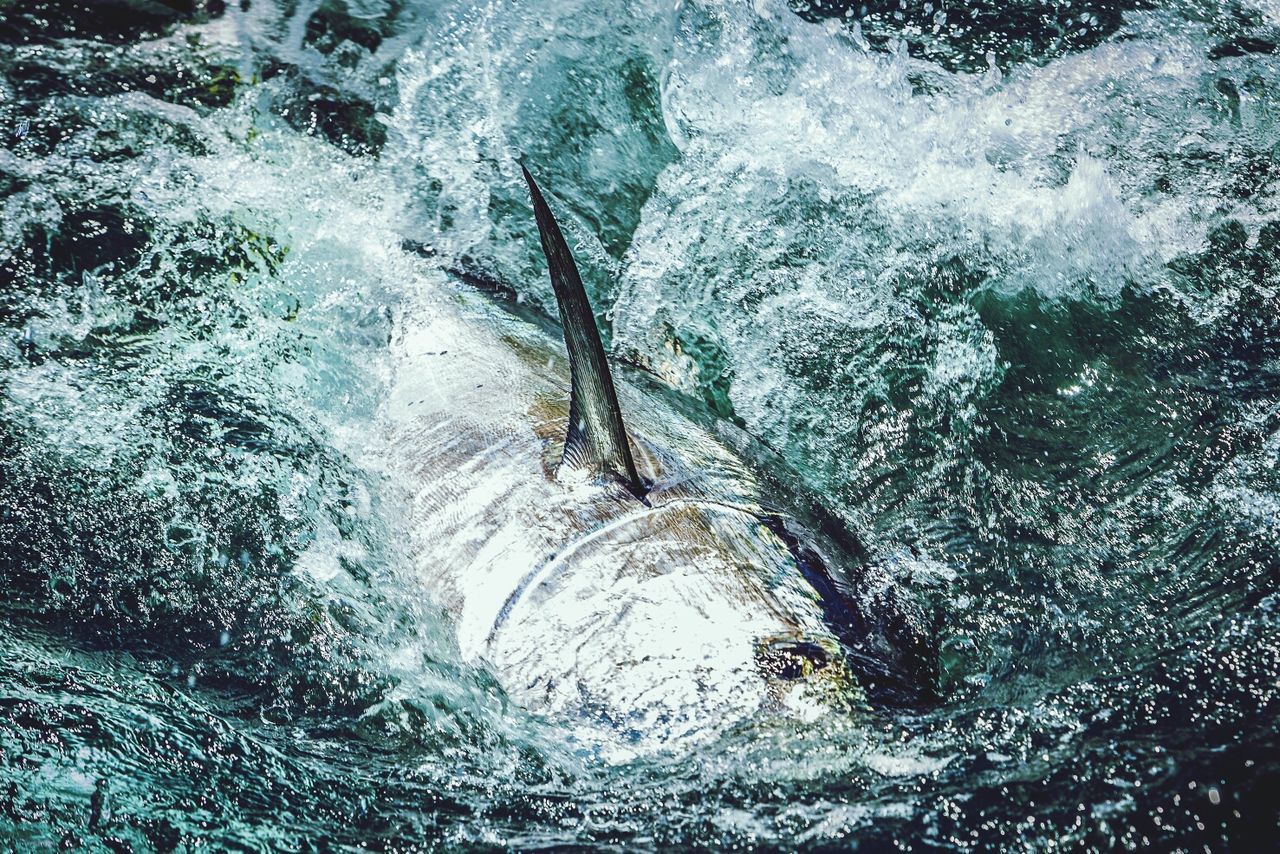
1,0,1277,848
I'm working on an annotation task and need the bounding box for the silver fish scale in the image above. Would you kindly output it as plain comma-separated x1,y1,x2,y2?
388,283,855,748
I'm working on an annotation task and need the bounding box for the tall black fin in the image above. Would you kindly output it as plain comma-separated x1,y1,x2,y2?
521,164,644,497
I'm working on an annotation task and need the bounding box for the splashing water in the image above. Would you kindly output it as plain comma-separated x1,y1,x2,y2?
1,0,1277,848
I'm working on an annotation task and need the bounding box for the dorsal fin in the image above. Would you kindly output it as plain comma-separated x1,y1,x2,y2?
521,164,644,498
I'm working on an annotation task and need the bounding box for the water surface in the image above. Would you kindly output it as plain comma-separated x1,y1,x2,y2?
1,0,1277,848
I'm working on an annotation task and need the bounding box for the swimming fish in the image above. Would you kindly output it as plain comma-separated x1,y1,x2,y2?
389,165,934,745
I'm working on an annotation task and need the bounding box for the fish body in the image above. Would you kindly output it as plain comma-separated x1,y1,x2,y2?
387,169,930,744
390,288,855,742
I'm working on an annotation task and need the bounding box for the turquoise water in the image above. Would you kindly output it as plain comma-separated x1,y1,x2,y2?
1,0,1277,848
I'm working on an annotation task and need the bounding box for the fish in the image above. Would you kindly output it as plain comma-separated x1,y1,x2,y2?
388,165,935,745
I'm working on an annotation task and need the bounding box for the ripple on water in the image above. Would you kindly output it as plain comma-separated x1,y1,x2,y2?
1,0,1278,848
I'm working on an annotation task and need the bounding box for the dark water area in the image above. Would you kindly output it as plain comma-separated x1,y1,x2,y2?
1,0,1278,849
